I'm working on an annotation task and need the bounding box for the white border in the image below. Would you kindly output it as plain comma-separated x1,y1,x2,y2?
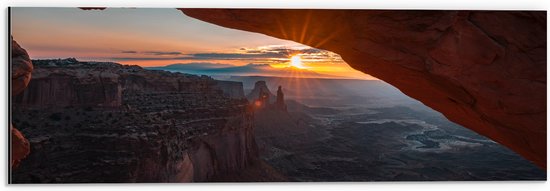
1,0,549,10
1,1,548,191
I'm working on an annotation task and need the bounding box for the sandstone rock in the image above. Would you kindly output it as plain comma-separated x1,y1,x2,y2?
15,65,122,107
180,9,547,168
190,116,258,181
246,81,275,102
214,80,246,99
12,59,260,183
10,37,32,169
275,86,287,112
15,59,224,107
11,37,33,96
11,125,30,168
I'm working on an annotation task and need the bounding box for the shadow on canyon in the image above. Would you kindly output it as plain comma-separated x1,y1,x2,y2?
10,58,546,182
237,76,546,181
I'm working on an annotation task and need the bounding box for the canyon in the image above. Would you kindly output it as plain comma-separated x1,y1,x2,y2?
9,9,546,182
247,76,544,181
179,10,547,168
11,58,280,182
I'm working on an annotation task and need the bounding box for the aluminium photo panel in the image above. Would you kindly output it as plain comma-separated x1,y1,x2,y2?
8,7,547,183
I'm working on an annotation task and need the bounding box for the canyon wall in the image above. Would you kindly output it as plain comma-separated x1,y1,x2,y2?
12,59,258,183
180,9,547,168
14,59,225,107
213,80,246,99
12,110,256,183
246,81,276,103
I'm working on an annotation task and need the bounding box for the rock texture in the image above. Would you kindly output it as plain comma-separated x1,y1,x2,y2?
11,38,33,96
10,125,30,168
10,37,32,168
246,81,275,103
275,86,287,112
12,59,259,183
180,9,547,169
15,59,122,107
15,59,245,107
214,80,246,99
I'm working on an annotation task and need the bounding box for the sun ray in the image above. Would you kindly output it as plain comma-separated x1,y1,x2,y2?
276,19,289,39
299,11,313,43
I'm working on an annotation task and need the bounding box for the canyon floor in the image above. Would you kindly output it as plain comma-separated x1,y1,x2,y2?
246,77,547,181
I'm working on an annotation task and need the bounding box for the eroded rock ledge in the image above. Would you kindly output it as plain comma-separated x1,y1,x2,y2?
180,9,547,168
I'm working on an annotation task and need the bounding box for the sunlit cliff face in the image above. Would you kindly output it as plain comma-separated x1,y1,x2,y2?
10,7,375,80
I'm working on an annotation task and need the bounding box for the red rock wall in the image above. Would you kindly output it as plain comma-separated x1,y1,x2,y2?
14,63,221,108
180,9,546,168
15,74,122,107
189,115,258,181
10,38,32,168
11,38,33,96
214,80,246,99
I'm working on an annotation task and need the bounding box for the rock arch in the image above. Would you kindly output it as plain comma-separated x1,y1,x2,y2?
179,9,547,168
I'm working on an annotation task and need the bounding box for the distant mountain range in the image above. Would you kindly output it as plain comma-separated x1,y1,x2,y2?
146,63,344,79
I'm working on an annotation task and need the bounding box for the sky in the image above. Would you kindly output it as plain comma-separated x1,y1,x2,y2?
11,7,375,80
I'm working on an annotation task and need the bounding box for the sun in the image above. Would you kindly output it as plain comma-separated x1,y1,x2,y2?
290,55,306,69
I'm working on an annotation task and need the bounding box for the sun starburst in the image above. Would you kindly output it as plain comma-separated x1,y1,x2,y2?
290,55,306,69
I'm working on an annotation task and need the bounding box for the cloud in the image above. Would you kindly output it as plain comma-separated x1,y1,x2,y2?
110,46,338,62
119,50,184,55
161,62,234,70
110,57,188,61
245,47,324,56
190,52,288,59
143,51,183,56
110,53,285,61
245,50,263,54
300,48,323,54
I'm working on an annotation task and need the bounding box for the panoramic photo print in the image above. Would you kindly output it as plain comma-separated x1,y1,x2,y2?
8,8,547,183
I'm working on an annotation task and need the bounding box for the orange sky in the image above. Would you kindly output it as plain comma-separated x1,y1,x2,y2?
11,7,377,80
